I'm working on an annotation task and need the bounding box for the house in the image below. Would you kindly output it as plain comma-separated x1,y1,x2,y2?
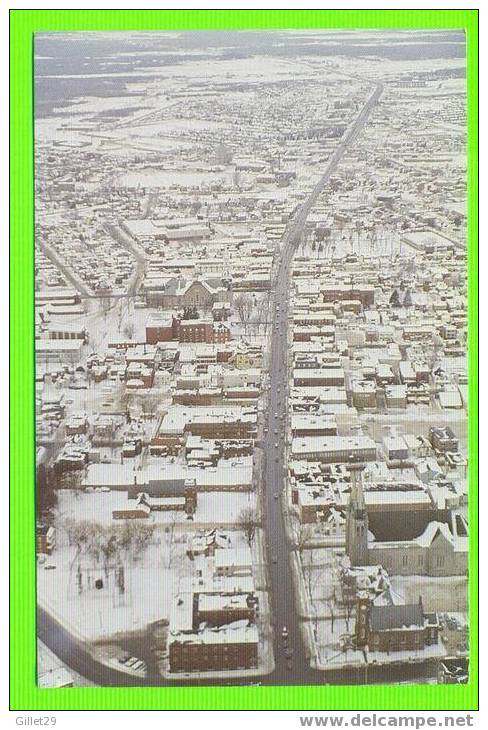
128,478,197,513
113,486,197,519
168,589,258,673
186,529,232,559
291,414,337,438
293,368,345,387
65,414,88,437
36,524,56,555
429,426,459,454
173,317,231,344
382,436,410,466
145,313,174,344
350,379,377,410
215,546,253,577
355,597,442,654
196,592,257,628
291,435,377,464
153,406,257,443
36,339,83,365
112,495,152,520
339,565,391,607
212,302,231,322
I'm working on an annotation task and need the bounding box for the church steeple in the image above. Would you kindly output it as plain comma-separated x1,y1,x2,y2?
346,460,369,566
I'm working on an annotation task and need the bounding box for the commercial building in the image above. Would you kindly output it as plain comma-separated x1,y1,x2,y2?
291,435,377,464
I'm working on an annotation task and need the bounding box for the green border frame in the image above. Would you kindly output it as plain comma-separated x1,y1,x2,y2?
10,9,478,711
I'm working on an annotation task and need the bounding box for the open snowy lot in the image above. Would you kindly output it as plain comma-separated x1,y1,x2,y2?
38,535,190,641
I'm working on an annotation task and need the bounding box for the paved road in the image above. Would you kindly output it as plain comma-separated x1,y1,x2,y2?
39,241,92,299
105,222,146,297
260,81,384,684
39,82,436,689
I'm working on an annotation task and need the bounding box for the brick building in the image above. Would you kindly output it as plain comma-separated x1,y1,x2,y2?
355,596,441,653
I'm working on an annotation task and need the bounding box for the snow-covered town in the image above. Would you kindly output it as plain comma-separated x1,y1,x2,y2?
34,29,469,688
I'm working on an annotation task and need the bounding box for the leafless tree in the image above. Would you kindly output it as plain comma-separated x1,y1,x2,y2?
123,321,135,340
234,292,254,335
238,507,258,546
298,524,313,553
163,513,179,569
128,521,156,562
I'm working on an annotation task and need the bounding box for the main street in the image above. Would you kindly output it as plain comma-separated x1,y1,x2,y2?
261,80,384,684
38,81,388,688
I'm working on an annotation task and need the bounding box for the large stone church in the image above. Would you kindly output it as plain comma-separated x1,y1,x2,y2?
345,465,468,577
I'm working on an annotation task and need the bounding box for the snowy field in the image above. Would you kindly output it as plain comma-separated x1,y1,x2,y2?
38,539,187,641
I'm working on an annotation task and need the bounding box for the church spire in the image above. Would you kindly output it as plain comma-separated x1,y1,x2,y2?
346,460,369,566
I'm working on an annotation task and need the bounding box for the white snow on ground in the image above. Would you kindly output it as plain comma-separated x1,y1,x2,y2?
56,489,256,527
312,615,447,669
389,574,468,612
366,642,447,664
119,169,233,189
38,520,255,642
38,538,188,641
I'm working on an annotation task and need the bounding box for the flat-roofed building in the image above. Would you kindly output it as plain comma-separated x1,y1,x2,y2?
291,414,337,438
293,368,345,387
215,546,253,577
36,339,83,364
168,622,258,674
429,426,459,453
291,435,377,464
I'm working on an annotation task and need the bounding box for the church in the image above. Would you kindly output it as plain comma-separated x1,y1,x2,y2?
346,464,468,577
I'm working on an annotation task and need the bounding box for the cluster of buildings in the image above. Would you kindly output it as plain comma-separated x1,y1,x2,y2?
167,536,261,674
285,207,468,668
34,30,469,683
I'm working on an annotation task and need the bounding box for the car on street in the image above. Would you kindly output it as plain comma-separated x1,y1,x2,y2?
281,626,289,640
274,442,279,448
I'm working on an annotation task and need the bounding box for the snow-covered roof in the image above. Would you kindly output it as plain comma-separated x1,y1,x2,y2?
214,546,252,569
369,603,424,631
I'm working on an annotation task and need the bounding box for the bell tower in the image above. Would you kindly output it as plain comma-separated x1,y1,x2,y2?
345,460,369,566
355,592,370,647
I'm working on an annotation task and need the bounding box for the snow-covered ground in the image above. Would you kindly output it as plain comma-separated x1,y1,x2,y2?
56,489,256,527
38,539,186,641
38,520,255,642
389,574,468,613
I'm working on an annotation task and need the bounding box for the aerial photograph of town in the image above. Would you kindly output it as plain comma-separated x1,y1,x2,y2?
34,29,469,688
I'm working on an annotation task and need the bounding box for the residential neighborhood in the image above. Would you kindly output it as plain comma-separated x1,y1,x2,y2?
35,29,469,688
